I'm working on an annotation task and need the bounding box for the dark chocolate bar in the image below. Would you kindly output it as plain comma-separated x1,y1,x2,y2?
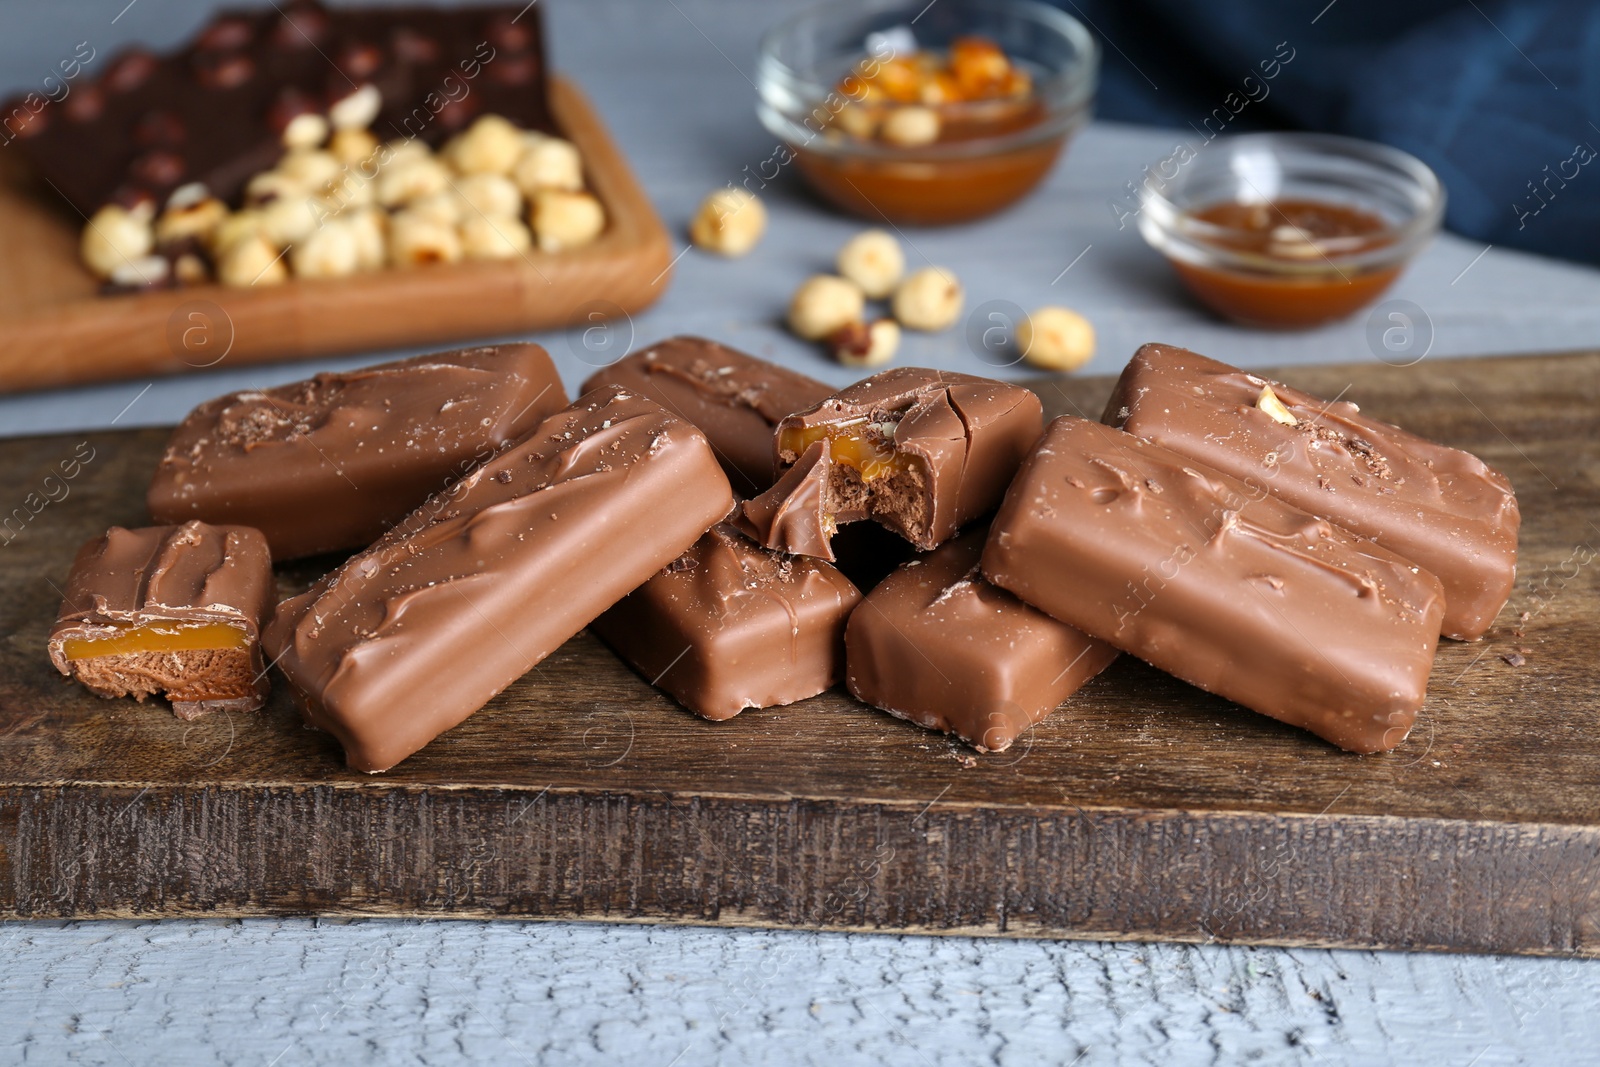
1104,343,1519,640
740,368,1042,556
263,386,734,772
147,343,567,560
846,529,1118,751
4,1,555,214
48,521,275,719
981,416,1446,753
591,524,861,720
580,336,833,495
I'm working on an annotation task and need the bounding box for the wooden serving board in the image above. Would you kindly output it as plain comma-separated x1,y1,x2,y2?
2,352,1598,957
0,76,672,394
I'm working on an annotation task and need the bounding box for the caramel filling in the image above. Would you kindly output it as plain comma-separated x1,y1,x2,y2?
779,419,906,481
62,622,250,661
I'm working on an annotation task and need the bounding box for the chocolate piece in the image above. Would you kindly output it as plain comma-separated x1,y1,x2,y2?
731,439,836,559
6,2,555,214
981,417,1446,754
580,337,833,495
847,529,1118,752
263,386,734,772
48,521,275,720
147,343,568,560
1104,343,1519,640
591,524,861,720
763,368,1043,555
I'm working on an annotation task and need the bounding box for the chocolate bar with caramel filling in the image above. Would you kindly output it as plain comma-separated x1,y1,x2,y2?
148,343,567,560
1103,343,1519,640
591,524,861,720
736,368,1042,557
48,521,275,720
981,417,1446,754
580,336,833,495
846,528,1118,752
263,386,734,772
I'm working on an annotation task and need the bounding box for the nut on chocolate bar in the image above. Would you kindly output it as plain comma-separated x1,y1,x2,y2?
48,521,275,720
592,524,861,720
1104,344,1519,640
846,529,1117,751
148,343,567,560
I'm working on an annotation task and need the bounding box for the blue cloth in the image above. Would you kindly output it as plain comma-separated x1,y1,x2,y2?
1066,0,1598,263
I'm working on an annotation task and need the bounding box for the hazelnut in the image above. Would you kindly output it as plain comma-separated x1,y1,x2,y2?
892,267,963,332
881,105,940,147
835,229,904,299
829,318,900,368
209,209,267,254
173,252,210,285
277,150,342,193
688,187,766,258
531,189,605,251
376,154,452,207
217,234,288,287
1256,384,1299,426
389,210,463,266
108,254,170,289
1017,306,1095,372
381,138,431,169
329,127,379,168
835,104,877,140
460,213,533,260
282,112,329,151
453,173,522,219
319,167,376,214
511,133,584,195
155,185,228,244
244,169,305,206
408,190,463,227
258,196,322,245
290,218,361,279
345,208,388,271
80,202,155,279
328,84,382,131
442,114,524,176
788,274,865,340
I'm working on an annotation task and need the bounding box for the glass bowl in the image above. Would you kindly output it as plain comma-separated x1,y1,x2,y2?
756,0,1097,226
1136,133,1445,328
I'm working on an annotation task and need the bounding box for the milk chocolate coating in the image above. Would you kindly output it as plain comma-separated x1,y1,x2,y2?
768,368,1043,554
580,336,833,495
48,521,275,719
732,439,836,559
1104,343,1519,640
591,524,861,721
847,529,1118,752
981,417,1446,754
263,386,734,772
148,343,567,560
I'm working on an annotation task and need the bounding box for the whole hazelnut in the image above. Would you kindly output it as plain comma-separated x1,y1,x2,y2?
1017,306,1095,371
389,210,463,266
376,154,452,207
277,149,342,193
511,133,584,195
881,105,940,147
217,234,289,287
328,84,382,131
209,209,268,254
408,190,463,227
345,208,388,271
788,274,865,341
835,104,877,140
258,196,323,245
108,254,170,290
290,218,361,279
835,229,904,299
281,112,329,151
381,138,431,168
329,127,379,168
828,318,900,368
460,213,533,260
155,184,228,244
531,189,606,251
688,187,766,258
454,173,522,219
80,202,155,279
442,114,525,176
244,169,306,206
892,267,963,332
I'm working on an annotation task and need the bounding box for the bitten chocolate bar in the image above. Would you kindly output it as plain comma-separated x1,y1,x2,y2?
981,417,1446,754
591,524,861,721
1104,344,1519,640
48,521,275,719
263,386,733,772
581,336,833,494
148,343,567,560
847,529,1118,752
737,368,1042,557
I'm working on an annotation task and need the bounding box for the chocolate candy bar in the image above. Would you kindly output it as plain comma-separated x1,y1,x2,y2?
846,529,1117,752
591,524,861,720
580,336,833,495
981,417,1446,753
263,386,734,772
739,368,1042,556
5,1,555,214
1104,343,1519,640
147,343,567,560
48,521,275,719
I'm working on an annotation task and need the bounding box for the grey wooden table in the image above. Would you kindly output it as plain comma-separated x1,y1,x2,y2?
3,1,1600,1063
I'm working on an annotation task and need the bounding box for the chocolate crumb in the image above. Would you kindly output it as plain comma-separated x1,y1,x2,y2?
1501,652,1526,667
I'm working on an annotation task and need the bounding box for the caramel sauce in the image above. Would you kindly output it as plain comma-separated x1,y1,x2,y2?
63,621,249,661
779,419,904,482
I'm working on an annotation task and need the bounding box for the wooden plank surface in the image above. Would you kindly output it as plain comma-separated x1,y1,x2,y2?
1,351,1597,956
0,76,673,394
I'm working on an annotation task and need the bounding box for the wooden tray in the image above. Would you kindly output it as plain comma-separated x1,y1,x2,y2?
2,352,1597,957
0,76,672,394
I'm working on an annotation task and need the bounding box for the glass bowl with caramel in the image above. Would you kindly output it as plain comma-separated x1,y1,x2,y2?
1136,133,1445,329
756,0,1097,226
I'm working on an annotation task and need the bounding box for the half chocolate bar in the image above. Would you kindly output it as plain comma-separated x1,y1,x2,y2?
48,521,276,719
981,417,1446,754
148,343,567,560
1104,343,1519,640
263,386,734,772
